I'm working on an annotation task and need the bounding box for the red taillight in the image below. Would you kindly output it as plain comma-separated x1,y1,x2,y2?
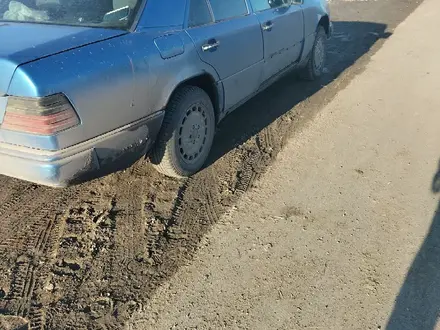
2,94,80,135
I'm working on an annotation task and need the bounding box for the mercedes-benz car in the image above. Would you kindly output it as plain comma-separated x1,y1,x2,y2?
0,0,331,187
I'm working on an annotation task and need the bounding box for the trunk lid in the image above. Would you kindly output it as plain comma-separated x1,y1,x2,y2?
0,22,126,95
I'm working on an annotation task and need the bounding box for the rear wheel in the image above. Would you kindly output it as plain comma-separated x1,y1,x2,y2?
300,26,327,81
150,86,215,178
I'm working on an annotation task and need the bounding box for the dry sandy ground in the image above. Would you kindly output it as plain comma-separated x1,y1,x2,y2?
129,1,440,329
0,0,424,329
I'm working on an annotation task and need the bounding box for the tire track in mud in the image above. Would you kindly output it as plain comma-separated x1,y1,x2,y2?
257,126,275,153
0,184,77,330
109,179,147,302
234,151,265,194
40,165,231,329
0,177,33,208
202,185,220,225
0,183,53,294
42,186,119,330
0,184,41,248
234,124,281,194
0,115,292,330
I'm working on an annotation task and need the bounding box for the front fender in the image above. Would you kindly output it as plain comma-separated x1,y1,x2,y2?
302,0,330,38
299,0,331,66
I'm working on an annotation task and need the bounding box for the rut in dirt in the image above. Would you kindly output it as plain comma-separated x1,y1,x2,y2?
0,3,423,328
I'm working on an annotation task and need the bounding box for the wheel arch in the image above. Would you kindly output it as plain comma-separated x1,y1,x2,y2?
318,15,331,37
167,73,223,124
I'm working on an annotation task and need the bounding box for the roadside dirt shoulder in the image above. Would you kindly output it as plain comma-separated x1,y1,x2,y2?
129,1,440,329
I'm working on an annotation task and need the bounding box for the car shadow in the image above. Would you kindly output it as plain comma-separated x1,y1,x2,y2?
206,21,391,167
386,161,440,330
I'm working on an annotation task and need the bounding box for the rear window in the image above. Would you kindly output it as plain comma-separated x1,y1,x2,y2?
208,0,248,21
249,0,290,12
0,0,143,29
188,0,213,27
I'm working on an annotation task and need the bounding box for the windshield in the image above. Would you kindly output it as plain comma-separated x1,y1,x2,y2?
0,0,142,29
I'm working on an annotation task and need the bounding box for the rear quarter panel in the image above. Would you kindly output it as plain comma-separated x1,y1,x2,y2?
8,34,139,150
302,0,330,37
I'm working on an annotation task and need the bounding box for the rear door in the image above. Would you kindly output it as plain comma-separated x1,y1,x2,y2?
249,0,304,83
186,0,264,110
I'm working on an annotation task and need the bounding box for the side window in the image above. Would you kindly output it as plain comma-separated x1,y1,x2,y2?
250,0,291,12
208,0,248,21
189,0,214,27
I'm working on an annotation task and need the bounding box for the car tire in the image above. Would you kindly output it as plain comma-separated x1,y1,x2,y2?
150,86,215,178
300,26,327,81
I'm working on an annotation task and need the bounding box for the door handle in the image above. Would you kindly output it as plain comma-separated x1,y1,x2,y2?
202,40,220,52
262,21,274,31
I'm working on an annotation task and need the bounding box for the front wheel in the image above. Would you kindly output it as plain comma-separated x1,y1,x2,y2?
150,86,215,178
300,26,327,81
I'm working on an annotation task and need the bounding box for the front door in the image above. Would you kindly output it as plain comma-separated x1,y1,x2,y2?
249,0,304,83
186,0,264,110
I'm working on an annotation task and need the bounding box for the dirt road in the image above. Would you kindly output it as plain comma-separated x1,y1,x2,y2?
0,0,424,329
128,0,440,328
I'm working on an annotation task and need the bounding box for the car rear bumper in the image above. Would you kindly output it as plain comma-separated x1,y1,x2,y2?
0,111,164,187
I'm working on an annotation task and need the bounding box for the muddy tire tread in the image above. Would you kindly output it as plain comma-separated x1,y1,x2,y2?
151,86,214,178
300,26,327,81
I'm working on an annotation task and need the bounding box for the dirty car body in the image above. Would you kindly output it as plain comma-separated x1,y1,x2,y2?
0,0,331,187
